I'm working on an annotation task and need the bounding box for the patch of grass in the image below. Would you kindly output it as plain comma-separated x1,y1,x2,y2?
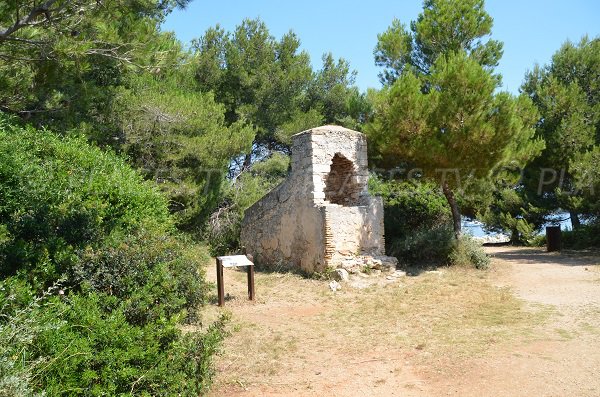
579,322,600,335
329,269,549,359
555,328,575,340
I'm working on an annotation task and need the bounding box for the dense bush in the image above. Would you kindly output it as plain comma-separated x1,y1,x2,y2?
0,283,59,397
369,177,454,264
0,117,223,395
449,235,491,269
0,116,171,289
562,221,600,249
73,231,208,324
387,224,455,264
0,285,227,396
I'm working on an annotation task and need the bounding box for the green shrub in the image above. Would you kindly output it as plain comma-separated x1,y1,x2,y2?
73,231,208,324
0,283,61,397
0,115,171,289
529,233,547,247
0,117,224,395
562,221,600,249
388,224,455,264
369,177,453,264
0,116,209,318
0,283,226,396
38,293,226,396
449,235,491,269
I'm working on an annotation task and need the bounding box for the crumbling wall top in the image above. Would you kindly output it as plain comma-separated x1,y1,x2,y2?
291,124,364,139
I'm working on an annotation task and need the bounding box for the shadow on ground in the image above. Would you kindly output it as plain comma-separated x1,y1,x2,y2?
488,247,600,267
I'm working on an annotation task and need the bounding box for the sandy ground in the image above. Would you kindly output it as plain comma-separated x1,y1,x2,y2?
443,246,600,397
202,246,600,397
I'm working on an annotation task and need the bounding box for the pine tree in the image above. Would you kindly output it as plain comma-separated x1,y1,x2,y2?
521,37,600,225
368,0,543,237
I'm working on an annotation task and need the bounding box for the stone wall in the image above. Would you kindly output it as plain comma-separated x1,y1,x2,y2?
241,125,392,274
240,129,327,273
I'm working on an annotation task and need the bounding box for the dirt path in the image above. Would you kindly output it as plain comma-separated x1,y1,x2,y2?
202,247,600,397
447,246,600,397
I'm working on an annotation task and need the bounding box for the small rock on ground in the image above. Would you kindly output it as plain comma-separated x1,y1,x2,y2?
329,280,341,291
331,268,350,282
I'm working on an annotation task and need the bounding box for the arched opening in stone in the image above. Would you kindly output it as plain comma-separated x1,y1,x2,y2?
324,153,361,205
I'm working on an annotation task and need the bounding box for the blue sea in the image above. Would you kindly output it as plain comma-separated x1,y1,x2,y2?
462,212,573,238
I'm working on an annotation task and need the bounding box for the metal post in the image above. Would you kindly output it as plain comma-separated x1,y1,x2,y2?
216,258,225,306
247,254,255,301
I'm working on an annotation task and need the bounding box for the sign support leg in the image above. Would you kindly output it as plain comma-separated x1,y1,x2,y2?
247,254,255,301
216,258,224,307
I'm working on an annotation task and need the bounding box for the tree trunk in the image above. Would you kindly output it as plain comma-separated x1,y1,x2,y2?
510,229,520,245
442,181,462,239
570,210,581,230
243,153,252,170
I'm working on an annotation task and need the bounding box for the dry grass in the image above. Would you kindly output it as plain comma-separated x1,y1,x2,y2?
196,263,550,394
327,269,552,361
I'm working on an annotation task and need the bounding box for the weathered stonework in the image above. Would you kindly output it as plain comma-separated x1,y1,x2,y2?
241,125,397,274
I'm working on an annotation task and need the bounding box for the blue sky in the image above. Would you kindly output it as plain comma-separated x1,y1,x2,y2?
162,0,599,94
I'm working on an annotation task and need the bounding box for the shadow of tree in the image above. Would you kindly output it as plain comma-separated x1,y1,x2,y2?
488,247,600,267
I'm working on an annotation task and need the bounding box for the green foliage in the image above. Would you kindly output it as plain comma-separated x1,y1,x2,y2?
369,0,543,237
206,153,290,255
0,117,224,395
449,234,490,269
390,225,456,265
369,50,542,181
0,116,210,312
529,234,547,247
74,231,208,324
369,177,451,233
119,74,255,229
562,222,600,249
0,1,254,232
369,177,454,264
275,108,325,146
0,283,60,397
0,116,170,287
0,0,190,134
571,147,600,215
479,37,600,238
0,0,262,235
521,36,600,221
306,53,359,125
193,19,313,147
193,18,363,152
477,186,546,244
374,0,503,84
35,293,223,396
0,283,227,396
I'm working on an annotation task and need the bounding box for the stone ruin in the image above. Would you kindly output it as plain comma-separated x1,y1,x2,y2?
240,125,398,277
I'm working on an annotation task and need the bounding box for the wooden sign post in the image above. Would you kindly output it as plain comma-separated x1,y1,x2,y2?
216,254,255,307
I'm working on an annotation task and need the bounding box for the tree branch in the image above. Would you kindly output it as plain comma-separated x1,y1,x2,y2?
0,0,60,41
